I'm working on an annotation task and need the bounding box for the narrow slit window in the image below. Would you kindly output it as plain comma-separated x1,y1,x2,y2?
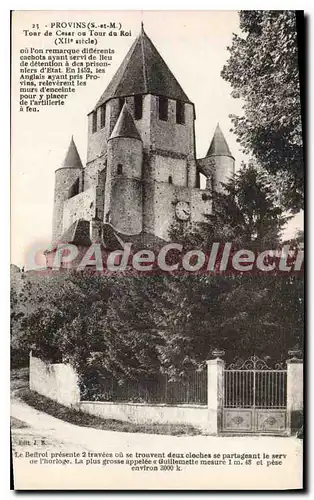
100,105,106,128
134,95,143,120
176,100,185,124
92,111,97,133
168,175,173,184
68,178,80,198
158,97,168,121
119,97,125,113
117,164,123,175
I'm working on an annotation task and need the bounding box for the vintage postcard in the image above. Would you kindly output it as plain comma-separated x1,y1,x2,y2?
11,10,304,490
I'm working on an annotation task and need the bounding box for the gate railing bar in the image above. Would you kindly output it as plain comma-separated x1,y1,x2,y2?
223,368,287,409
224,369,287,372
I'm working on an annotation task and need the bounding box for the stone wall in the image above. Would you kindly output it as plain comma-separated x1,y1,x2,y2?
287,359,303,434
143,182,179,240
29,354,80,407
107,136,143,180
143,182,211,241
84,157,107,190
29,354,302,436
109,177,143,234
28,355,208,430
86,98,121,164
150,154,187,186
128,94,151,148
79,401,208,431
52,167,82,242
149,97,195,158
211,155,235,194
191,188,212,224
63,187,96,230
105,136,143,233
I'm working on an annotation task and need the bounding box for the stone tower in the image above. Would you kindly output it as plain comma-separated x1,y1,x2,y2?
197,124,235,196
52,137,83,242
105,103,143,234
206,124,235,192
51,27,235,247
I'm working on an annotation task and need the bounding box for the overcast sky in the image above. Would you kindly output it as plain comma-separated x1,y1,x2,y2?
11,10,303,268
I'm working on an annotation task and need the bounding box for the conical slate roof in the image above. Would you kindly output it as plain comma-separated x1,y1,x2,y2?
109,103,141,141
94,27,191,110
62,137,83,169
207,124,234,159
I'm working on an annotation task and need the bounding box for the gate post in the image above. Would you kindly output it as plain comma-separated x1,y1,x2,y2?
206,350,224,435
286,350,303,435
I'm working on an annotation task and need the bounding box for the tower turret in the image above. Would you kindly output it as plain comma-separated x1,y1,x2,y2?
85,26,197,191
52,137,83,242
207,124,235,193
105,103,143,234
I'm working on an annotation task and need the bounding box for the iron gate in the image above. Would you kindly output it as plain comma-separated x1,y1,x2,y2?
222,355,288,434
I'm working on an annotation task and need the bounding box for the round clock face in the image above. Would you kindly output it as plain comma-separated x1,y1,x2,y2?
175,201,191,221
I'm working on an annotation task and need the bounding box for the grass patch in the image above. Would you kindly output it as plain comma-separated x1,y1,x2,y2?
11,367,29,392
10,416,29,429
20,389,201,436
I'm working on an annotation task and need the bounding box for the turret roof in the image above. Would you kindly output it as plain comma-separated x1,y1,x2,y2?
109,103,141,141
61,137,83,169
207,124,234,159
94,26,191,110
48,219,124,251
58,219,91,246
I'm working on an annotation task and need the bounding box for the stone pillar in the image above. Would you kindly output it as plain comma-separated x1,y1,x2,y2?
286,351,303,435
206,351,225,435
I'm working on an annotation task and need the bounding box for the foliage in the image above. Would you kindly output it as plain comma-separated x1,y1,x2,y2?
12,166,303,384
221,11,303,212
166,163,303,369
170,163,289,251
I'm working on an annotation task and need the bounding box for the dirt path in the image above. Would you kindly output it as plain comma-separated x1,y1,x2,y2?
11,394,303,455
11,371,303,490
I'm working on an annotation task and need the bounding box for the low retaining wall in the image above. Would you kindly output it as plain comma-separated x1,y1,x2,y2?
29,354,80,407
28,354,303,436
29,355,208,430
78,401,208,431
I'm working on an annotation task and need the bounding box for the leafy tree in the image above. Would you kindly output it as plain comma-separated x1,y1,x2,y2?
170,163,289,252
19,273,167,382
166,163,303,366
221,11,304,212
208,163,290,251
20,272,112,365
15,162,303,385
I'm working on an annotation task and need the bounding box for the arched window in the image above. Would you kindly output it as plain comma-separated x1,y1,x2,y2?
117,164,123,175
168,175,173,184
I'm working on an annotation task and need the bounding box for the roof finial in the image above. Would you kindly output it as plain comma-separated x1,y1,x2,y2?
141,20,144,33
